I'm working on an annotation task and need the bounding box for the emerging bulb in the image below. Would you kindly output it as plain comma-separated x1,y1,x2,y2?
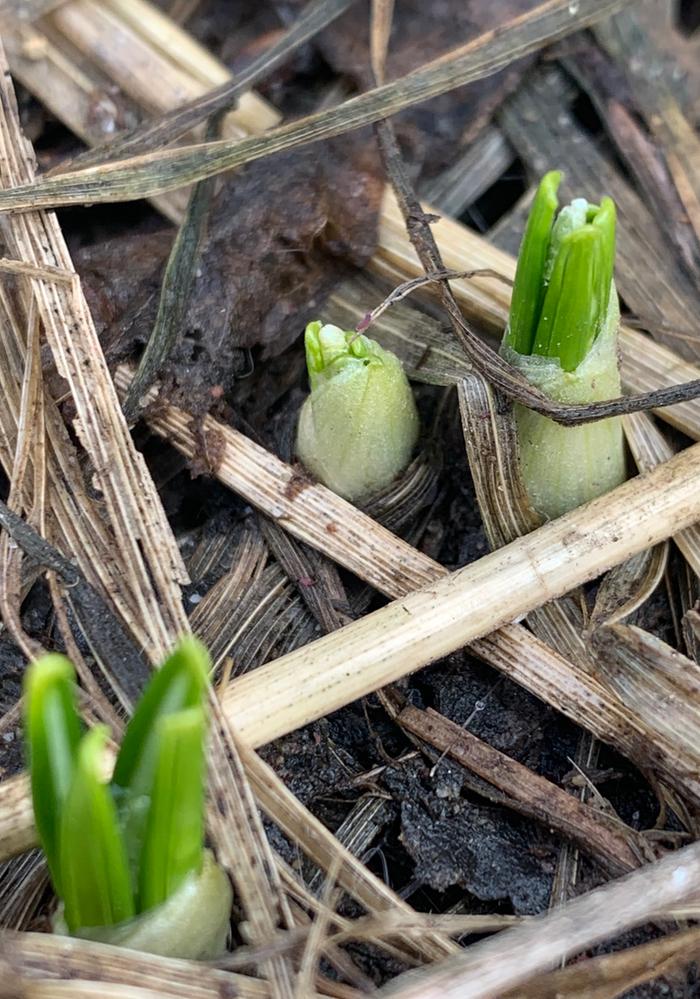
296,322,419,502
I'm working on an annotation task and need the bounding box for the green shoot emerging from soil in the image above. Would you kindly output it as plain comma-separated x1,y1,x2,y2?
501,171,626,520
24,637,231,959
296,321,420,502
505,170,617,371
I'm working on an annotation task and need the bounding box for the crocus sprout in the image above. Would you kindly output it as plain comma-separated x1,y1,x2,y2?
24,637,232,960
296,321,419,502
501,171,626,521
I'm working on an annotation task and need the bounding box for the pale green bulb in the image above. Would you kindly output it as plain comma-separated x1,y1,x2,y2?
296,322,419,502
503,289,626,521
54,849,232,960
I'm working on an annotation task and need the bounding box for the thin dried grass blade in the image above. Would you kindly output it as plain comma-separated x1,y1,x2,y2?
0,40,189,659
294,857,341,998
0,0,633,211
589,546,668,629
64,0,354,170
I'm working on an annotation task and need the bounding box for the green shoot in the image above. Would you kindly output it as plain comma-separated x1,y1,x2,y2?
24,636,214,939
23,654,82,892
59,726,135,931
506,170,561,356
505,171,617,372
500,172,625,520
111,636,209,894
304,321,375,390
297,321,420,502
138,706,206,912
532,226,604,371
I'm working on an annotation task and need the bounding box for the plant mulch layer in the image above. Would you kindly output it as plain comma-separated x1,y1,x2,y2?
1,1,700,997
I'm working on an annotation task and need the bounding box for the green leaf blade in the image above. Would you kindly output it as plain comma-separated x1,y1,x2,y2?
23,654,82,892
112,636,209,887
59,726,134,932
591,195,616,325
138,706,206,913
506,169,561,356
532,226,603,371
112,636,209,795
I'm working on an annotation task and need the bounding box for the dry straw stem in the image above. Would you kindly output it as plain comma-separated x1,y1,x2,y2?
220,441,700,746
135,382,700,802
0,930,271,999
623,411,700,575
501,925,700,999
379,841,700,999
62,0,355,171
47,0,279,136
0,0,635,211
0,0,281,222
3,393,700,859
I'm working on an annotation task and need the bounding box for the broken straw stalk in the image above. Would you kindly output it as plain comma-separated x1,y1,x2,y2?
2,439,700,859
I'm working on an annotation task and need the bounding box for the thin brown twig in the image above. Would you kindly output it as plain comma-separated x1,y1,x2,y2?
354,268,512,335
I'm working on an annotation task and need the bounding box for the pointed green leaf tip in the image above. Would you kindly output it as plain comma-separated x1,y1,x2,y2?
138,705,206,912
505,171,617,372
304,320,373,390
23,654,82,893
112,635,210,909
59,725,135,932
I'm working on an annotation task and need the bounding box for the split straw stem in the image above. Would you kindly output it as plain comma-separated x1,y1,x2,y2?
223,441,700,745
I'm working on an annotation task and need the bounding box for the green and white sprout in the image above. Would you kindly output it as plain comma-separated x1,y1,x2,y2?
501,170,627,520
24,637,232,960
